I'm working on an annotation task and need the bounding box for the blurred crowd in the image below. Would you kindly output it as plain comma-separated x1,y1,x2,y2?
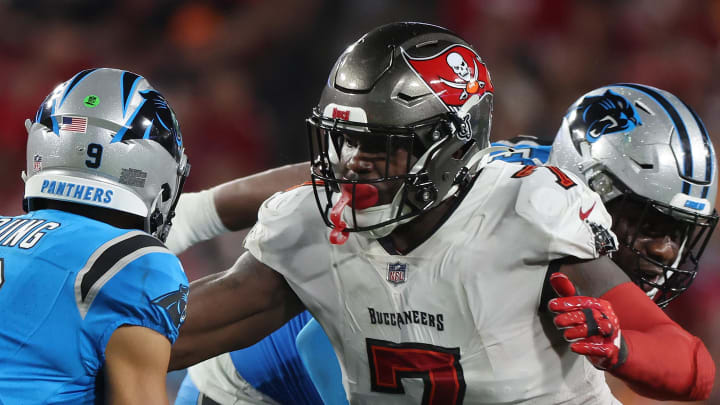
1,0,719,403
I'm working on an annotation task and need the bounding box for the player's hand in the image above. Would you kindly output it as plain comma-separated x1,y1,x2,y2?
548,272,625,370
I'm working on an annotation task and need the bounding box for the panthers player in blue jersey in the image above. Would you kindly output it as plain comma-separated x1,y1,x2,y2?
167,79,715,403
0,68,191,404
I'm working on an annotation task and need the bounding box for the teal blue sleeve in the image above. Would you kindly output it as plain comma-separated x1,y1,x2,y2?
490,140,552,165
83,251,188,371
295,318,349,405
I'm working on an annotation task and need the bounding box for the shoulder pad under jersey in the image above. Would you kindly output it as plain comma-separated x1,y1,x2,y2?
509,163,617,259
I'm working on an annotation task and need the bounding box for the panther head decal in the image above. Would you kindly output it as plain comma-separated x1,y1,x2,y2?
152,284,189,328
112,89,184,162
568,89,642,151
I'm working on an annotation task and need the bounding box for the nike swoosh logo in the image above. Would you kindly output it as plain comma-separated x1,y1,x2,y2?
579,202,597,221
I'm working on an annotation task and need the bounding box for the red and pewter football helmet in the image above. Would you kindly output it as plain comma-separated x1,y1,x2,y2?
307,22,496,241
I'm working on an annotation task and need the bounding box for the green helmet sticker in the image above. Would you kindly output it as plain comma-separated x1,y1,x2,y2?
83,95,100,108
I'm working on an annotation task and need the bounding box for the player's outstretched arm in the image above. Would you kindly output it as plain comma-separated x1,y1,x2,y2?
104,325,172,405
169,251,305,370
214,162,309,231
552,257,715,401
167,162,309,254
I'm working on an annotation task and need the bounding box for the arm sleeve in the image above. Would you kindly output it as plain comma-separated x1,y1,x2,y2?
603,282,715,400
296,318,349,405
165,189,229,254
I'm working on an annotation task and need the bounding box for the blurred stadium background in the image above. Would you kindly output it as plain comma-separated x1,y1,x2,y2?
1,0,719,403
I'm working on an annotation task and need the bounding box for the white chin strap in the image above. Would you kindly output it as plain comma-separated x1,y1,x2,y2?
343,144,511,240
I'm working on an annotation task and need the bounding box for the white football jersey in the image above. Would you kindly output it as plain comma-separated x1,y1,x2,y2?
245,160,621,405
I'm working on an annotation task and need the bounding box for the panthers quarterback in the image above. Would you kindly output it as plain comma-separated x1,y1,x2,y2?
0,68,190,403
169,23,714,404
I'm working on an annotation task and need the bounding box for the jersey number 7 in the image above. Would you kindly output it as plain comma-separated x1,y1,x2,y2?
366,338,465,405
511,165,577,190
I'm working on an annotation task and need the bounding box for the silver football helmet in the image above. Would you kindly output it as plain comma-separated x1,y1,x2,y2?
549,83,717,306
308,22,495,240
23,68,190,241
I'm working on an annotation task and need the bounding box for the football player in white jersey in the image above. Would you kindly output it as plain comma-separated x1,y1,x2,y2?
168,23,714,404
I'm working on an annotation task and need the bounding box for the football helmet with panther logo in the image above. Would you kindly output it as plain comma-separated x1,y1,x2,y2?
549,84,718,306
23,68,190,241
307,22,497,240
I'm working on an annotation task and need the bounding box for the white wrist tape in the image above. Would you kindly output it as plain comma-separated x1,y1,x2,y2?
165,188,229,254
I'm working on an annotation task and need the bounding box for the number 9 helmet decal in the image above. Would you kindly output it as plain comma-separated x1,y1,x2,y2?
23,68,190,241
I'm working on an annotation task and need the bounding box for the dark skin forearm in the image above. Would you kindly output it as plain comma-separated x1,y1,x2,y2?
169,163,310,370
555,255,630,297
169,252,305,370
214,162,310,231
170,301,303,371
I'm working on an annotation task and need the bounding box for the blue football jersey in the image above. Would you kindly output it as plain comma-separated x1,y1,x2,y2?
490,136,552,165
0,209,188,404
229,311,323,405
296,317,348,405
175,312,332,405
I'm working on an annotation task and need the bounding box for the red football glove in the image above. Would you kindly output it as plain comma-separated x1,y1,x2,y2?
548,272,626,370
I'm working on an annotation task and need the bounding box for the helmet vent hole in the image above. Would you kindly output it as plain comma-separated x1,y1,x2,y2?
634,101,653,115
629,156,654,170
393,92,431,107
396,92,417,102
161,183,171,202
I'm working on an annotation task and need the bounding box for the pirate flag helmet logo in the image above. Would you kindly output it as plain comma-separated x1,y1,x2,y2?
403,44,494,108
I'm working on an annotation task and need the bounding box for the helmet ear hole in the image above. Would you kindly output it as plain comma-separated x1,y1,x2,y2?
588,172,616,200
161,183,171,202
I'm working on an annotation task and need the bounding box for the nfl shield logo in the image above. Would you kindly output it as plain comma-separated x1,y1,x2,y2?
33,154,42,172
387,262,407,284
